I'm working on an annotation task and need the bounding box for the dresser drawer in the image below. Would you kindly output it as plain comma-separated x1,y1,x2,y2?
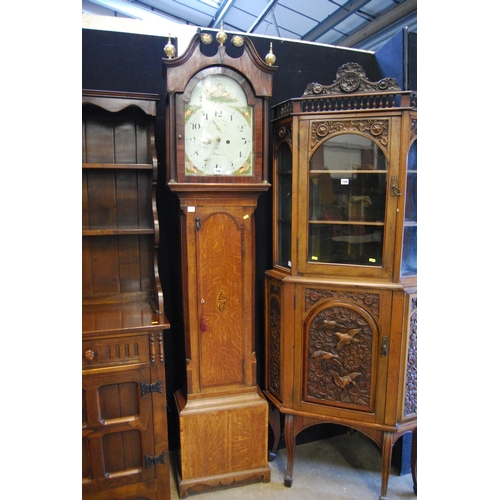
82,334,151,369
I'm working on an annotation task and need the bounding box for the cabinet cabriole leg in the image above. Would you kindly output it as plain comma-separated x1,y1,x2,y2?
268,403,281,461
379,431,393,500
284,414,295,487
411,428,417,494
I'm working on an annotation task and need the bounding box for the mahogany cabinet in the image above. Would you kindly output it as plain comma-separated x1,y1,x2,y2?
263,63,417,500
82,90,171,500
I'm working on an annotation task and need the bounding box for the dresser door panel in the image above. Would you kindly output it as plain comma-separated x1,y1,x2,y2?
82,365,157,491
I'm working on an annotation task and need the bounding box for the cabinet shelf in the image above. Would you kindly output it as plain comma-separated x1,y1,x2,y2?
82,162,153,170
309,220,384,226
82,300,169,335
310,169,387,174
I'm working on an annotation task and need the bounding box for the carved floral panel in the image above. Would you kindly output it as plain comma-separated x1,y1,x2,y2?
310,119,389,151
404,296,417,416
268,283,281,398
306,288,379,317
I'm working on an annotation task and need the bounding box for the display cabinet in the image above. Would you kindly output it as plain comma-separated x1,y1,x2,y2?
82,90,171,500
264,63,417,500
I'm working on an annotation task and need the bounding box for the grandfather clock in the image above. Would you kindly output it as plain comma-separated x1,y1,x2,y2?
162,28,276,497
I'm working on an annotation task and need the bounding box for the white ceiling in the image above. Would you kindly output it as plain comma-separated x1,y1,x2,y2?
82,0,417,51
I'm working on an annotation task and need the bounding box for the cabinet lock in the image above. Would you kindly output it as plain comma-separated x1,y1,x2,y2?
390,176,402,197
381,336,388,357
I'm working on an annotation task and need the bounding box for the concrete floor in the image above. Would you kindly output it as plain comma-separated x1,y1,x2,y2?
168,431,417,500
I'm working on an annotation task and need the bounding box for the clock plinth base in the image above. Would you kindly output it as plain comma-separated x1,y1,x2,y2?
174,388,271,498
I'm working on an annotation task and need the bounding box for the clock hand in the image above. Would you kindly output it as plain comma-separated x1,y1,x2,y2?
210,119,227,135
213,120,222,132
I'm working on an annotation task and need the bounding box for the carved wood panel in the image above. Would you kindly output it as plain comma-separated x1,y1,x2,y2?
268,283,281,398
306,288,379,317
404,295,417,416
303,300,378,412
273,122,292,154
310,119,389,152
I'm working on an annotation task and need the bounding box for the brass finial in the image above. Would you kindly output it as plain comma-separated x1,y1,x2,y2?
164,34,176,59
216,21,227,46
265,42,276,66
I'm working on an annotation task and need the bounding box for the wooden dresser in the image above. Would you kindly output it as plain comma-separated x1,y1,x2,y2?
263,64,417,500
82,90,171,500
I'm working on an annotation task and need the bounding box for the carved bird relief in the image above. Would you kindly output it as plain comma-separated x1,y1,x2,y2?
322,319,347,329
329,370,362,389
334,329,361,350
312,350,341,362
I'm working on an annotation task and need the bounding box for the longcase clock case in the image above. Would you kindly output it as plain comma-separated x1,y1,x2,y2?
162,31,276,497
264,63,417,500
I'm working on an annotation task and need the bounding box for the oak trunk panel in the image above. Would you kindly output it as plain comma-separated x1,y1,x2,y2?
177,393,269,485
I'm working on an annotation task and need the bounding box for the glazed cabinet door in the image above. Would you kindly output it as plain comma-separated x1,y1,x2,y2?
293,284,393,424
296,116,401,281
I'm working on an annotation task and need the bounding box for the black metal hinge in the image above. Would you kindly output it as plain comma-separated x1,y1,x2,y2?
140,380,162,396
145,452,166,469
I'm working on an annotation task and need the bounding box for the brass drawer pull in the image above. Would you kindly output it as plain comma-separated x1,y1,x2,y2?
84,350,95,362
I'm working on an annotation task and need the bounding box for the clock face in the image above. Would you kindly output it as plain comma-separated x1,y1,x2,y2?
184,74,253,176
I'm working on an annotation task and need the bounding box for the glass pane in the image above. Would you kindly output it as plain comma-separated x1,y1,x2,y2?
405,140,417,223
277,142,292,267
401,225,417,276
309,223,384,265
402,139,417,277
405,172,417,223
308,134,387,266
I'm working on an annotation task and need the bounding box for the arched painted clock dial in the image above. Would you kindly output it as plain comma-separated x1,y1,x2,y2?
184,74,253,176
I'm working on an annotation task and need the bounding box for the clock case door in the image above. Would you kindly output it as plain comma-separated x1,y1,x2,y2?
177,196,261,398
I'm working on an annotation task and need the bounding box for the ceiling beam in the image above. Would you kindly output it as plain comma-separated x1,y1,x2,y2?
208,0,236,28
301,0,371,42
338,0,417,47
247,0,279,33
